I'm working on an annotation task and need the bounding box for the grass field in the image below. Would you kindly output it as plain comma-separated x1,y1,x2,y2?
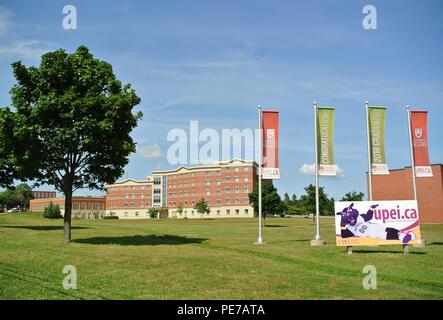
0,212,442,300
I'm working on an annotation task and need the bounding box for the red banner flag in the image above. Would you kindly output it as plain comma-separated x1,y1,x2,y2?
410,110,433,177
262,110,280,179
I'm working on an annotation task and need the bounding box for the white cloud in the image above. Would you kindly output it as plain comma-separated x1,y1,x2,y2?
0,6,13,36
136,144,164,160
299,163,344,177
0,40,47,59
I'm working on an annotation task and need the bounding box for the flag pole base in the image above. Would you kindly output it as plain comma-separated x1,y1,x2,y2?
254,240,265,245
310,239,326,246
412,239,427,248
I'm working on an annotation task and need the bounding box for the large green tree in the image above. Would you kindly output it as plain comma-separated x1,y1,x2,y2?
1,46,142,242
248,181,283,219
298,184,334,216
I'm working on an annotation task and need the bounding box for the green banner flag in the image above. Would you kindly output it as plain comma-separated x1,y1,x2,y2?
368,106,389,175
317,107,336,176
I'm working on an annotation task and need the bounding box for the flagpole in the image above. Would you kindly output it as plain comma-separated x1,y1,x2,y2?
406,106,418,201
365,101,373,200
255,105,264,244
311,101,325,246
407,106,427,248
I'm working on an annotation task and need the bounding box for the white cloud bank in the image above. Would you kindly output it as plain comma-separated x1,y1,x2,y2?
299,163,344,177
136,144,164,160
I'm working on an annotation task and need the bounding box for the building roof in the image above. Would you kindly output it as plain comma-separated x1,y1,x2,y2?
152,159,257,175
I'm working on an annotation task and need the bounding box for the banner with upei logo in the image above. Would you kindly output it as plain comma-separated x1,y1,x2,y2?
410,110,433,177
335,200,422,246
369,106,389,175
317,107,336,176
262,110,280,179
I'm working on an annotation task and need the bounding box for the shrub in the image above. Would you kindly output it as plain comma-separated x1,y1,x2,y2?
43,202,62,219
104,212,119,219
147,208,158,219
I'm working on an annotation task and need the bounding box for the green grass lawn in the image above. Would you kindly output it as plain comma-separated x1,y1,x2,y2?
0,212,442,300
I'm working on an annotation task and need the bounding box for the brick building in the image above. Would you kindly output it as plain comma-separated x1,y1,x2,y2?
29,196,106,219
105,159,258,219
369,164,443,223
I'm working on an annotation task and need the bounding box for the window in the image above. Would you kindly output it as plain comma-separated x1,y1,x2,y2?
216,190,221,195
226,187,230,193
226,167,230,172
206,180,210,186
244,176,249,182
217,210,221,215
216,180,221,186
244,187,249,193
244,167,249,172
216,170,221,176
235,198,240,204
235,209,240,215
235,187,239,193
244,198,249,204
225,198,230,204
234,167,239,172
135,212,139,217
226,177,230,182
206,191,210,196
216,200,221,205
244,209,249,214
234,176,239,182
226,209,230,215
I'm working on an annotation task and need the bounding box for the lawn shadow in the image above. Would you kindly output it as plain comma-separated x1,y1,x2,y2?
351,249,426,255
429,242,443,246
264,225,288,228
1,225,90,231
73,234,207,246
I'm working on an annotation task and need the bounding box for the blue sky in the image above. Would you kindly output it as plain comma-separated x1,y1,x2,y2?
0,0,442,199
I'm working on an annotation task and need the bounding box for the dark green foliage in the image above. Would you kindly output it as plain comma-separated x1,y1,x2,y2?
1,46,142,241
194,198,210,216
248,181,283,218
340,191,365,201
43,201,62,219
148,208,159,219
0,183,34,210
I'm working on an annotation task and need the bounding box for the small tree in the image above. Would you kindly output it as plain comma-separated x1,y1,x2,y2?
43,201,62,219
148,208,158,219
194,198,210,217
177,202,184,216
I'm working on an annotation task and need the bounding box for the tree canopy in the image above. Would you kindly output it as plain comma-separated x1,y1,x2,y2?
0,45,142,242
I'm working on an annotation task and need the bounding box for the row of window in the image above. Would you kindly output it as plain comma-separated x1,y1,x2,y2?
107,193,152,199
169,187,249,198
167,166,250,180
109,185,151,191
168,176,249,189
169,198,249,207
178,208,250,215
108,202,151,208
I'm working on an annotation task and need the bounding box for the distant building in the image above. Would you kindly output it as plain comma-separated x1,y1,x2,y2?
29,196,106,219
32,191,56,199
368,164,443,224
106,159,259,219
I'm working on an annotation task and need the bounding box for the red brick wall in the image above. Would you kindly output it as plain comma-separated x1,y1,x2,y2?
165,163,255,208
106,182,153,210
370,164,443,223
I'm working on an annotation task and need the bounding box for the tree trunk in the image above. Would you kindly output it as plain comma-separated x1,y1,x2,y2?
64,189,73,243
